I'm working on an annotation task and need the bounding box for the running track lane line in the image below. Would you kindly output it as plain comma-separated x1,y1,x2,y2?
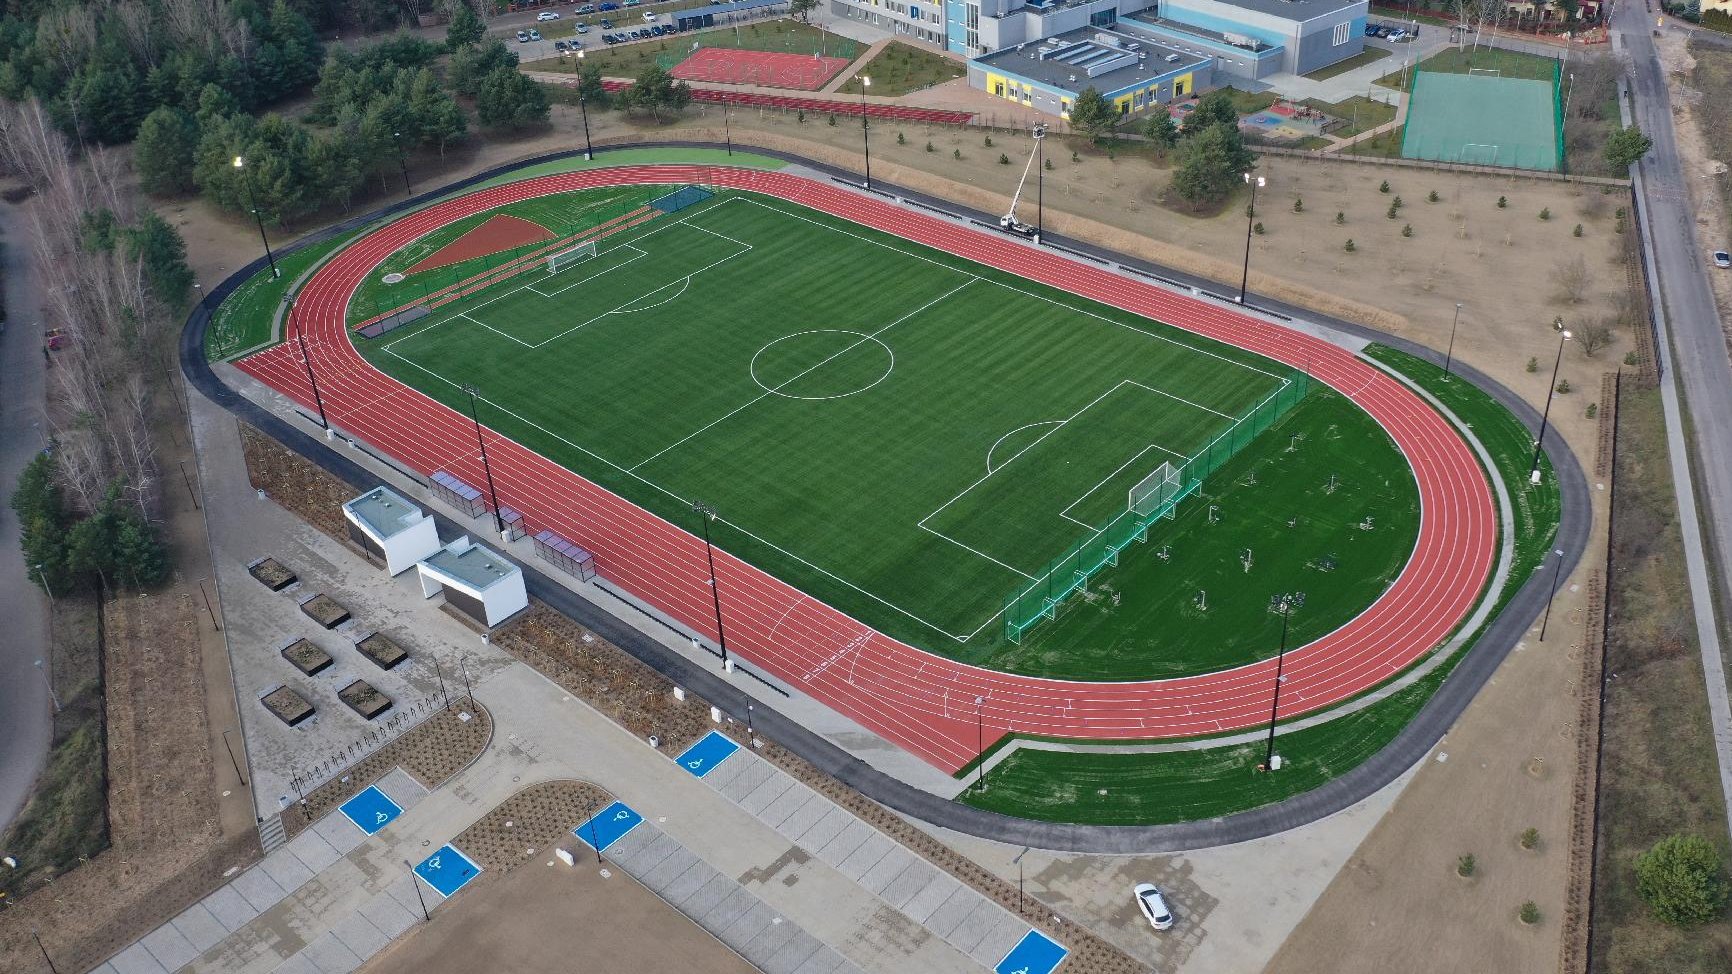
237,165,1495,774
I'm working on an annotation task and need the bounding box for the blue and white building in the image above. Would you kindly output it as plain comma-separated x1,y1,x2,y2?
832,0,1367,120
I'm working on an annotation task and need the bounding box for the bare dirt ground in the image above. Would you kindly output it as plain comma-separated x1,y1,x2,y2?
1658,34,1732,345
358,843,759,974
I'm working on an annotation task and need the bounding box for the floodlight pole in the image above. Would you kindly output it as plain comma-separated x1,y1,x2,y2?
1262,598,1292,769
723,100,733,157
1529,326,1573,480
577,50,595,160
693,502,729,667
293,301,330,431
462,384,506,536
1539,547,1567,641
858,75,872,189
233,155,279,279
1034,123,1046,244
1443,302,1463,377
1239,173,1264,304
973,695,986,791
586,797,603,863
32,929,59,974
393,131,412,194
405,860,431,922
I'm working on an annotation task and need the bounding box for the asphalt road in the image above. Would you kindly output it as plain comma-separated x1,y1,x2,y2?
0,201,53,835
1616,3,1732,837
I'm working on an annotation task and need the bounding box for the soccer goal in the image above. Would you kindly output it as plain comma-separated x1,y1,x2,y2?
545,239,598,275
1460,143,1501,166
1129,461,1184,518
1467,68,1502,77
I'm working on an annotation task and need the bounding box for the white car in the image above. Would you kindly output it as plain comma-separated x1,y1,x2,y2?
1133,884,1175,931
1714,249,1731,268
642,10,658,21
537,10,561,20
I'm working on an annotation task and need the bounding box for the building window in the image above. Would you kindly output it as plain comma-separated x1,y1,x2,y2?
1332,22,1350,45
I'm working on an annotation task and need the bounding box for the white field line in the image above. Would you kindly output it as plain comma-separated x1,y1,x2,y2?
1057,441,1186,529
528,243,649,297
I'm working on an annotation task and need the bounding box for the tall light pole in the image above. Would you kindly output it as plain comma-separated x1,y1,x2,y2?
858,75,872,189
1033,123,1046,244
1262,596,1294,769
577,50,595,160
292,298,330,431
33,563,54,603
392,131,412,194
973,695,986,791
1238,172,1265,304
1539,547,1567,641
461,384,506,536
1529,325,1573,481
232,155,279,279
692,502,729,667
34,659,61,713
722,98,733,157
405,860,431,922
1443,302,1463,377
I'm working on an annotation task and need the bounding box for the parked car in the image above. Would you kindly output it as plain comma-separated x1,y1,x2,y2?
554,39,569,50
598,2,619,10
576,2,595,10
528,27,542,40
1364,22,1378,36
576,22,589,33
624,0,641,6
603,32,618,43
600,18,613,27
1133,884,1175,931
516,29,531,42
1714,250,1731,268
1388,28,1409,40
537,10,561,20
1375,24,1392,37
642,10,657,21
568,38,583,49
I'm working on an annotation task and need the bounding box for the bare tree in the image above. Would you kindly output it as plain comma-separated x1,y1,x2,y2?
1554,255,1591,304
1577,321,1616,357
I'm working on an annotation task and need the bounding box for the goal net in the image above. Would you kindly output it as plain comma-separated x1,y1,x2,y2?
1129,461,1183,518
545,239,598,275
1467,68,1502,77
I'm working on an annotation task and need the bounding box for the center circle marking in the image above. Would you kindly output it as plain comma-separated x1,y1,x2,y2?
750,329,894,401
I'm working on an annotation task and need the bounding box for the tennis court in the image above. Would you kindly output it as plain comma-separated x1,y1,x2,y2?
359,188,1305,650
1400,69,1562,171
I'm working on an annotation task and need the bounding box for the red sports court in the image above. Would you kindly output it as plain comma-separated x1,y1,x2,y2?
671,47,851,91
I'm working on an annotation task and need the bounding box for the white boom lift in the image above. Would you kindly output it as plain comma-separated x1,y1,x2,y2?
999,123,1046,239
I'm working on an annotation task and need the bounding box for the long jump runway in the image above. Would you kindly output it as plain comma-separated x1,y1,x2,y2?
237,165,1496,774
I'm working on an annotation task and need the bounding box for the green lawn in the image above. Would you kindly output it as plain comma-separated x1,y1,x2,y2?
1303,46,1391,81
205,230,359,361
835,42,965,96
959,342,1560,821
353,188,1416,678
1304,94,1397,138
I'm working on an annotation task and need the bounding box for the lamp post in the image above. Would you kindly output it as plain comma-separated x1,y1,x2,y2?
692,502,729,667
858,75,872,189
33,563,54,604
460,385,506,536
577,50,595,160
34,659,61,713
392,131,412,194
1033,122,1046,244
1239,172,1265,304
1443,302,1463,377
193,281,205,313
232,155,280,279
1529,324,1573,481
293,300,330,431
722,98,733,157
32,929,59,974
405,860,431,922
1262,596,1294,769
1539,547,1567,641
973,695,985,792
458,653,476,709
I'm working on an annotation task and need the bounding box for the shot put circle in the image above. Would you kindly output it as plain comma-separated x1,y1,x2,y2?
750,330,894,401
382,272,405,285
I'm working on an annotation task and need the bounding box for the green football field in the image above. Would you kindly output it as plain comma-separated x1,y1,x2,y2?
356,187,1417,676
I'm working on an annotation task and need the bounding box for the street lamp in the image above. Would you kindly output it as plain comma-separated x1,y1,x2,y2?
1239,172,1265,304
33,562,54,603
392,131,412,194
722,97,733,157
404,860,431,922
692,502,729,668
1539,547,1567,641
1443,302,1463,377
1262,595,1295,769
461,384,507,537
858,75,872,189
232,155,280,279
973,695,986,792
1529,324,1573,482
1033,123,1046,244
577,50,594,161
34,659,61,713
292,298,330,431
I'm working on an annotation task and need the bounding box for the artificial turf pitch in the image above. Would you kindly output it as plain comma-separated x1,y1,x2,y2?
356,187,1418,677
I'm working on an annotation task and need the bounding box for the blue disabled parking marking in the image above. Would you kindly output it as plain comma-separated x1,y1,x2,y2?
413,844,482,898
996,929,1069,974
674,730,740,779
338,785,402,836
573,800,644,852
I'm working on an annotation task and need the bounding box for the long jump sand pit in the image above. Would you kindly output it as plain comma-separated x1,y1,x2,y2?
359,856,757,974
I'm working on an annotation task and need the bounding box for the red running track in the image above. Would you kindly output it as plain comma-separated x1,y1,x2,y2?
594,79,975,124
238,165,1496,773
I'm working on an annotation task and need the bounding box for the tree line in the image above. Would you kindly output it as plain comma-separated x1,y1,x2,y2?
1067,87,1256,208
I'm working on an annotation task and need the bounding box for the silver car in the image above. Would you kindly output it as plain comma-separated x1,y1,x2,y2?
1133,883,1175,930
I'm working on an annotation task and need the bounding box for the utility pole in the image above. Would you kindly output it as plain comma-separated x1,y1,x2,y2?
1239,173,1265,304
1263,597,1294,769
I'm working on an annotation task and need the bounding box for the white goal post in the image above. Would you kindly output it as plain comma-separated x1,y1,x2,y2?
1129,461,1183,518
545,239,598,275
